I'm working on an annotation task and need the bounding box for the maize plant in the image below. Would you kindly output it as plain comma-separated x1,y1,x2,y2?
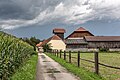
0,31,35,80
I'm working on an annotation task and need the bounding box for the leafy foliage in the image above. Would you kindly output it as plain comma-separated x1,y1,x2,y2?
0,31,35,80
22,37,40,51
99,48,109,52
42,43,52,52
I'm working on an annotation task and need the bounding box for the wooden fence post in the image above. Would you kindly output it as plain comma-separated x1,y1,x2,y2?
54,50,56,56
64,51,66,60
54,50,55,55
55,50,57,56
60,50,62,58
57,50,58,57
52,50,53,55
69,51,71,63
78,51,80,67
50,50,52,53
53,50,54,55
94,52,99,74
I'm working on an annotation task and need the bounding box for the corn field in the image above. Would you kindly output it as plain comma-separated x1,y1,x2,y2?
0,31,35,80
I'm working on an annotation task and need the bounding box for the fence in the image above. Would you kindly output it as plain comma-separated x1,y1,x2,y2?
47,50,120,75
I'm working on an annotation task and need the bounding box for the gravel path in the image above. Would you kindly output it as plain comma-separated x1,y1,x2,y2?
36,53,80,80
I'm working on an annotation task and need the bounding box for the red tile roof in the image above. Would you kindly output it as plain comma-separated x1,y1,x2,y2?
66,27,94,39
36,35,62,47
85,36,120,41
36,42,42,47
75,27,87,32
51,35,62,40
53,28,66,33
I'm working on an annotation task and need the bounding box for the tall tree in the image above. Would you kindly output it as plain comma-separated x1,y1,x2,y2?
22,37,40,51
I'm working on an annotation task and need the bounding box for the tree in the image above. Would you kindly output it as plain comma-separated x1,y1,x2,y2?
42,43,52,52
22,37,40,51
30,37,40,45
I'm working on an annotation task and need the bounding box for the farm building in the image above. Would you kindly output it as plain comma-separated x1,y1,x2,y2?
37,27,120,52
65,27,94,51
65,27,120,51
53,28,66,40
36,42,43,53
85,36,120,51
36,34,66,51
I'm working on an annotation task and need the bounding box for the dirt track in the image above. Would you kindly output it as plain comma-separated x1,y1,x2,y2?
36,53,80,80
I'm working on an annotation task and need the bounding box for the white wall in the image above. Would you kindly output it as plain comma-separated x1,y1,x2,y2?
66,48,99,52
109,48,120,51
48,40,66,51
66,48,88,52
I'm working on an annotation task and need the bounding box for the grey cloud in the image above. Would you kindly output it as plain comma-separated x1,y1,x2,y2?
0,0,120,30
0,0,33,20
0,0,63,20
0,3,24,19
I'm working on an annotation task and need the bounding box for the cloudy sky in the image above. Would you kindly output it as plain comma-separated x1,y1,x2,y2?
0,0,120,39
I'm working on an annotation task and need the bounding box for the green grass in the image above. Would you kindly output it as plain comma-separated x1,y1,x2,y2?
46,53,104,80
60,52,120,80
10,55,38,80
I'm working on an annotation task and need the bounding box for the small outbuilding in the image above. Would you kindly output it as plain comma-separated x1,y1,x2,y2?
37,35,66,51
36,42,43,53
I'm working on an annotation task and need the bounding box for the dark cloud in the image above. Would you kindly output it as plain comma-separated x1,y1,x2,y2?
0,0,120,30
0,0,63,20
0,0,37,20
0,3,24,19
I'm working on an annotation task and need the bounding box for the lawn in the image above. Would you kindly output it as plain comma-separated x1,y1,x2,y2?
60,52,120,80
10,55,38,80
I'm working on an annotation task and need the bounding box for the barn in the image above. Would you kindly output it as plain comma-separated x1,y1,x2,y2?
65,27,93,51
65,27,120,52
85,36,120,51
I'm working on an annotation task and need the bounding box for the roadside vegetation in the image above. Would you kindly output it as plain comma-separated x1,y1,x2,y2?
0,31,37,80
10,55,38,80
42,43,52,52
46,53,104,80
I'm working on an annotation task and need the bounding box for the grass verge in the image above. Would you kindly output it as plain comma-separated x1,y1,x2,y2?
10,55,38,80
46,53,105,80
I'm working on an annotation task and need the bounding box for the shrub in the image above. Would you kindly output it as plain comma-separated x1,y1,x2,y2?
42,43,52,52
99,48,109,52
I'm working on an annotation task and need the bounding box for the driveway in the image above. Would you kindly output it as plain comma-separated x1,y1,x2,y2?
36,53,80,80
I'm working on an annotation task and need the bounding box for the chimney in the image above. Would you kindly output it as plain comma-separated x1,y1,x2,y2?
53,28,66,40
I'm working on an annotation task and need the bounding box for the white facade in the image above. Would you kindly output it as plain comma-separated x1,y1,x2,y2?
48,40,66,51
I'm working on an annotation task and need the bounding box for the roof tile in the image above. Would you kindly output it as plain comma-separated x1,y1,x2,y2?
85,36,120,41
53,28,66,33
75,27,87,32
36,35,62,47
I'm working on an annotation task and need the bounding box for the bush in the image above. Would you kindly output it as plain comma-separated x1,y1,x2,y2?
99,48,109,52
30,51,38,55
0,31,35,80
42,43,52,52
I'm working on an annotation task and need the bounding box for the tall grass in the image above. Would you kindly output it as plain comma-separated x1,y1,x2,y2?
0,31,35,80
10,55,37,80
